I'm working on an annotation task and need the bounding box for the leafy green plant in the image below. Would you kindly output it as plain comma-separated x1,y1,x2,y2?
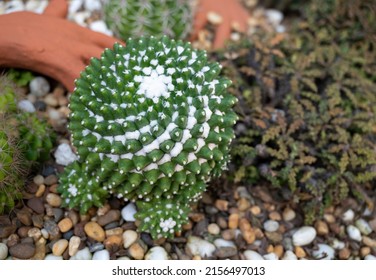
58,36,237,238
218,0,376,222
103,0,194,41
7,68,34,87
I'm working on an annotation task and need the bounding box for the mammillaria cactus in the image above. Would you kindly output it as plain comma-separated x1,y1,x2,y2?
103,0,194,41
58,36,237,238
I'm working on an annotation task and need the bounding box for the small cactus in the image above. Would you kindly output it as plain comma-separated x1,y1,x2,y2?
59,36,237,238
103,0,194,41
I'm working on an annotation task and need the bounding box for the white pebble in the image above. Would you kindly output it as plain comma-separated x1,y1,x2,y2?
243,250,264,260
265,9,283,26
84,0,101,11
331,239,345,250
71,11,90,27
29,76,50,97
121,203,137,222
364,255,376,260
5,0,24,14
292,226,317,246
186,236,216,258
122,230,138,249
25,0,48,13
117,256,131,260
264,220,279,232
312,244,335,260
263,252,278,260
93,249,110,260
70,247,92,260
68,0,83,14
342,209,355,222
17,100,36,113
89,20,113,36
347,225,362,242
214,239,236,248
355,219,373,235
54,143,78,166
44,254,63,260
145,246,169,260
0,243,8,260
282,250,297,260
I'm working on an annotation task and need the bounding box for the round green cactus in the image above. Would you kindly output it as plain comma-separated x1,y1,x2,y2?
59,36,237,238
103,0,194,41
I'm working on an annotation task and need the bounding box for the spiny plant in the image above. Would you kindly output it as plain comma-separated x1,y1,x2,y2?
58,36,237,238
103,0,194,41
0,75,55,213
217,0,376,223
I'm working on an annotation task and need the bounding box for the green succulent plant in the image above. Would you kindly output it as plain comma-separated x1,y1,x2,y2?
218,0,376,222
0,75,55,213
103,0,194,41
58,36,237,238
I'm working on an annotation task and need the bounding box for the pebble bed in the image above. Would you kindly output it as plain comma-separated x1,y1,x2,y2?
0,0,375,261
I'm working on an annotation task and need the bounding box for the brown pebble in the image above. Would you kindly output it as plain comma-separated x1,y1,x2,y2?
6,233,19,247
239,218,255,244
207,223,220,235
16,209,32,226
46,193,62,207
67,210,80,226
360,247,371,258
222,229,236,240
192,255,201,260
33,175,44,186
104,235,123,250
369,218,376,232
0,222,17,239
35,184,46,198
68,236,81,257
228,213,239,229
45,94,58,107
97,204,111,216
58,218,73,233
315,220,329,236
84,222,105,242
105,227,123,237
18,226,32,238
254,228,265,239
323,214,335,224
215,199,229,211
28,227,42,241
189,213,205,222
274,245,284,258
74,222,87,238
362,236,376,248
266,244,274,253
237,198,250,211
52,239,68,256
9,243,36,259
182,221,193,231
30,237,46,260
339,248,351,260
294,246,306,258
27,197,45,214
269,211,282,221
129,242,145,260
44,174,58,185
49,184,59,194
250,206,261,216
97,209,121,226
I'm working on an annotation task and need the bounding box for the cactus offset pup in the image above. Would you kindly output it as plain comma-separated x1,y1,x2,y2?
59,36,237,238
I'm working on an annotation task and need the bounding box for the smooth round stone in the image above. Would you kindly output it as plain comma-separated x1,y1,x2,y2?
53,143,78,166
93,249,110,260
208,223,220,235
312,244,335,260
33,175,44,186
18,100,36,113
264,220,279,232
282,250,297,260
283,208,296,222
117,256,131,260
46,193,62,207
263,252,278,260
342,209,355,222
364,255,376,260
244,250,264,260
292,226,317,246
84,0,101,11
347,225,362,242
97,210,121,227
89,243,105,253
186,236,216,258
69,236,81,257
52,239,68,256
355,219,373,235
214,239,236,248
0,243,8,260
331,239,345,250
89,20,113,36
70,247,92,260
121,203,137,222
58,218,73,233
84,222,105,242
29,76,50,97
145,246,169,260
122,230,138,249
44,254,63,260
9,243,35,259
129,243,145,260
